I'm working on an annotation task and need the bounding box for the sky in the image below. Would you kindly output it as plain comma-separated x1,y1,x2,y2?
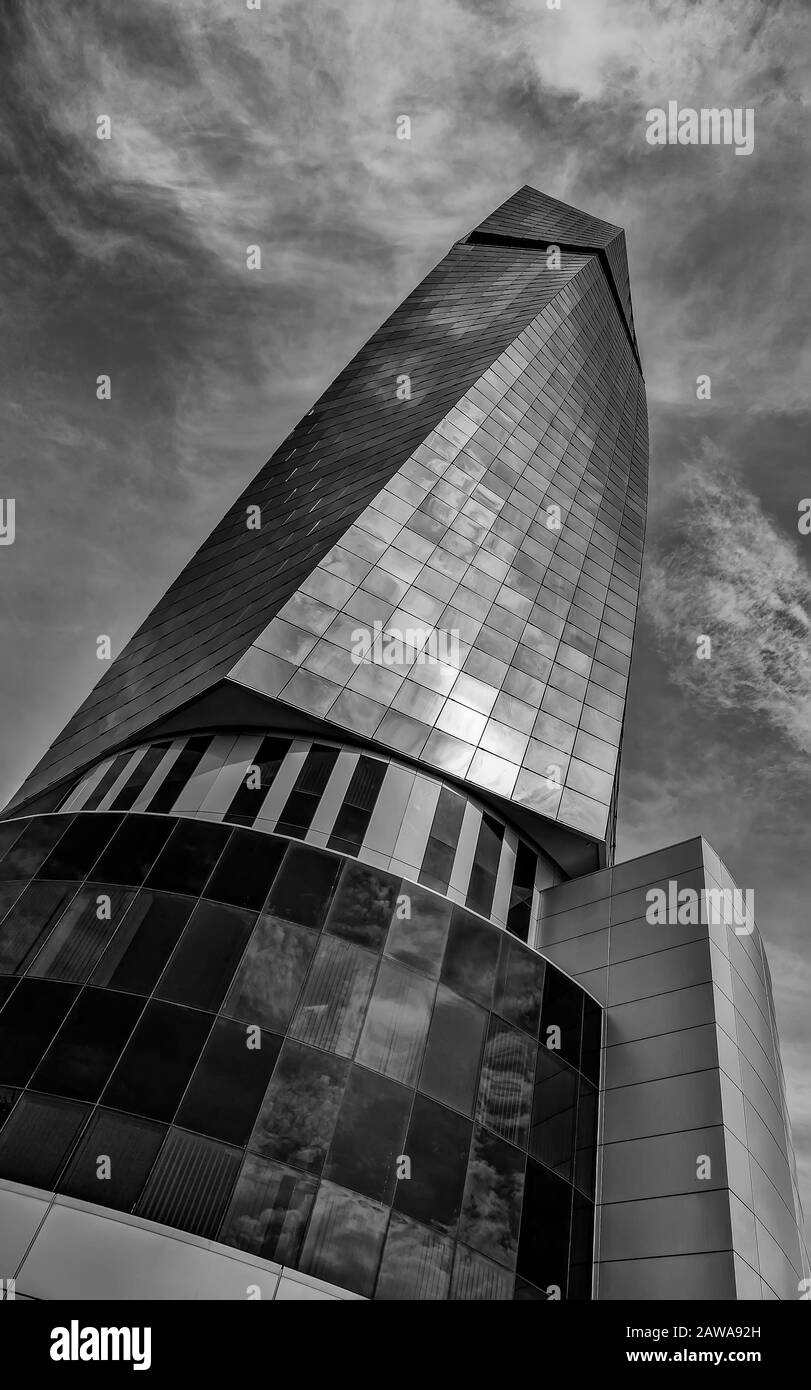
1,0,810,1237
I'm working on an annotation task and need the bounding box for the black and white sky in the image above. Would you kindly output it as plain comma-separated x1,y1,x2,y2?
1,0,810,1232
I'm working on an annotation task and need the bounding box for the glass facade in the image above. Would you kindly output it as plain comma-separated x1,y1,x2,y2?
0,810,599,1300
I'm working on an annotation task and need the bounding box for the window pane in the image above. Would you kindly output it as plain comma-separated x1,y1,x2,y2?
540,964,583,1068
155,901,255,1012
103,1000,213,1121
581,995,602,1084
219,1153,318,1264
323,1066,411,1203
276,746,340,838
110,744,172,810
516,1158,572,1296
529,1049,577,1179
476,1017,535,1148
574,1078,597,1198
324,862,401,951
355,959,435,1086
0,979,78,1086
394,1094,471,1234
494,936,544,1038
36,813,121,881
0,821,24,862
264,845,341,929
248,1040,348,1174
0,882,73,974
225,736,291,826
90,892,193,995
144,820,230,896
384,885,450,979
59,1109,166,1210
459,1126,525,1269
419,985,486,1117
0,1085,18,1128
299,1180,388,1299
145,736,212,814
204,831,286,911
32,987,144,1101
568,1192,595,1300
466,814,504,918
450,1243,514,1300
175,1018,282,1145
375,1213,453,1301
223,915,318,1033
0,1092,88,1188
136,1128,241,1238
289,936,376,1057
0,816,70,879
0,881,26,934
90,815,175,885
328,756,386,856
27,885,136,983
440,908,499,1009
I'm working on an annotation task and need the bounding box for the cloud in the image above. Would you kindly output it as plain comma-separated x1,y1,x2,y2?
643,447,811,758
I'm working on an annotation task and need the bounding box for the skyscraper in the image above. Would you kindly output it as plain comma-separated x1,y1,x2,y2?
0,188,805,1301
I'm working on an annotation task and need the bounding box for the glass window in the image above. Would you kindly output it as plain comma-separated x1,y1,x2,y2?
145,736,212,814
275,745,340,838
328,756,387,856
0,976,16,1010
299,1179,389,1299
58,1109,166,1210
476,1017,535,1148
91,814,175,886
394,1094,471,1234
225,736,291,825
540,964,583,1069
466,814,504,918
0,1092,88,1189
31,987,144,1101
581,995,602,1085
356,959,435,1087
219,1153,318,1265
0,881,26,932
155,900,255,1012
529,1049,577,1179
110,744,172,811
0,816,70,879
419,985,486,1117
264,845,341,930
0,979,78,1086
90,892,193,995
324,862,401,951
103,1000,213,1122
223,915,318,1033
450,1242,514,1300
175,1018,282,1145
135,1127,241,1238
289,936,377,1058
81,752,132,811
516,1158,572,1296
506,839,537,942
324,1066,411,1204
375,1213,453,1300
36,813,121,881
384,885,451,979
26,885,136,984
419,787,465,892
0,1085,17,1128
0,820,24,861
0,882,73,974
248,1040,348,1174
574,1078,598,1198
144,820,230,896
567,1192,595,1300
440,907,499,1009
494,935,544,1037
458,1125,525,1269
204,831,286,911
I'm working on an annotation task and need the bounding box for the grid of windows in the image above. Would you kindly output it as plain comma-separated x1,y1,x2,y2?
0,810,600,1300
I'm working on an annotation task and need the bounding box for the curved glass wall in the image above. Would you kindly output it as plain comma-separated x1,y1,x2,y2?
0,811,599,1300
